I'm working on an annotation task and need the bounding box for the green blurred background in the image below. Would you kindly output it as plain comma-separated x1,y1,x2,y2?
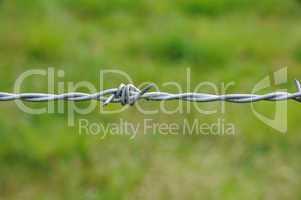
1,0,301,199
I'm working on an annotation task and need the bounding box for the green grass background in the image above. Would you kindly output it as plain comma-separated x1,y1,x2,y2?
1,0,301,199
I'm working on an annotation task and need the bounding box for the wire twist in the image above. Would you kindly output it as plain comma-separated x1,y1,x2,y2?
1,80,301,106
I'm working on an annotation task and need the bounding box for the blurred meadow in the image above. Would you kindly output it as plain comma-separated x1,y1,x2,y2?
1,0,301,199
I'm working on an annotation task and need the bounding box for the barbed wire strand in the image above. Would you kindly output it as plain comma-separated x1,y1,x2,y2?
0,80,301,106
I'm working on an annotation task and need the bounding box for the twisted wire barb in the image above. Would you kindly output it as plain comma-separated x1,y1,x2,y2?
1,80,301,106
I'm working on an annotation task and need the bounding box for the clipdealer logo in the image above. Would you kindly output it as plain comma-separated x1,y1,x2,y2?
10,67,289,134
251,67,287,133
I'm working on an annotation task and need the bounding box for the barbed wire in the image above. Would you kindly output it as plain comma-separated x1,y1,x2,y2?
1,81,301,106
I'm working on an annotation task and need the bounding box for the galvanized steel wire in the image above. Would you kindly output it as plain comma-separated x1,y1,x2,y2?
1,81,301,106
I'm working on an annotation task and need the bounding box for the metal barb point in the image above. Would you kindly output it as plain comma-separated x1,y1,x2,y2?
103,84,126,106
103,94,114,107
294,79,301,102
295,79,301,92
130,83,155,105
102,83,154,107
